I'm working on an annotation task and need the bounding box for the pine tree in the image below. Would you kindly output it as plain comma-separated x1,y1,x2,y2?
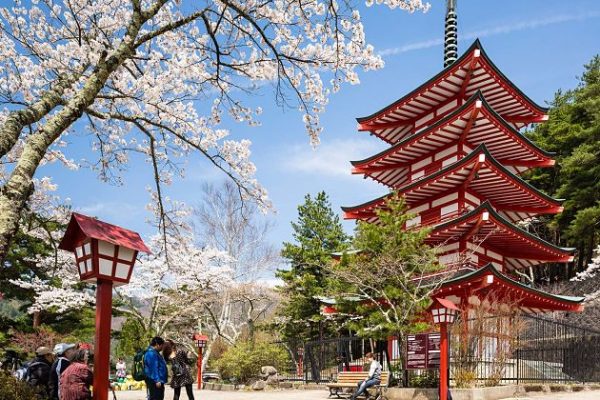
526,55,600,275
276,192,350,341
328,194,441,339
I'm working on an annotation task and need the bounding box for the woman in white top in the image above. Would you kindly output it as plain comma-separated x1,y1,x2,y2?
350,352,382,400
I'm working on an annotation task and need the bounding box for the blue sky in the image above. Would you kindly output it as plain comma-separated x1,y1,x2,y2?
44,0,600,259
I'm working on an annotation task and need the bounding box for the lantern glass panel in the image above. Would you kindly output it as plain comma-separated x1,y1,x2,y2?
76,246,84,258
79,262,85,274
98,241,115,257
83,242,91,255
99,258,113,275
115,263,130,279
85,259,93,272
118,247,135,263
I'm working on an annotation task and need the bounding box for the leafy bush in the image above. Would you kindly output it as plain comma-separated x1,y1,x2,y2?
0,372,38,400
215,340,288,384
408,372,438,388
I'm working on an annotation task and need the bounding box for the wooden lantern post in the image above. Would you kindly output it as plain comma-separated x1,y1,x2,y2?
59,213,150,400
429,298,459,400
192,333,208,390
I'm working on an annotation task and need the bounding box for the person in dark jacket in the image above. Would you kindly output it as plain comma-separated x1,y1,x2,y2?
49,343,77,400
27,346,53,399
144,337,167,400
59,349,93,400
162,341,194,400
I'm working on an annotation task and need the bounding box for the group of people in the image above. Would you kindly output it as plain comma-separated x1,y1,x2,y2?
144,336,195,400
23,343,92,400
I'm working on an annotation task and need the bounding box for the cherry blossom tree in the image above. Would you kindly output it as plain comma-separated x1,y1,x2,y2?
8,177,95,326
571,245,600,303
0,0,430,261
115,233,235,336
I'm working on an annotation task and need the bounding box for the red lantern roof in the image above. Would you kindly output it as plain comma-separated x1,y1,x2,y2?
435,264,584,313
192,333,209,341
357,40,548,143
59,213,151,254
428,297,460,313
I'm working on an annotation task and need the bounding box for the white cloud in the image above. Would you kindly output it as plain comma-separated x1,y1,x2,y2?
379,12,600,57
282,137,386,179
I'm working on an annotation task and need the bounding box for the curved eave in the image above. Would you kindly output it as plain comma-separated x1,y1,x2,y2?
351,92,554,170
437,264,584,312
431,201,574,257
357,39,547,130
343,144,561,218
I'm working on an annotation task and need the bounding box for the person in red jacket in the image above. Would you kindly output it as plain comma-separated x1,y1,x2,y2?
59,350,93,400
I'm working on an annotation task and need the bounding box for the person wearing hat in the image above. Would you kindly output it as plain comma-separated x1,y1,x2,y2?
26,346,53,399
49,343,77,400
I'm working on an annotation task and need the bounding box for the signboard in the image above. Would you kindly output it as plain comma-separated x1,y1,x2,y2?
406,332,441,369
426,333,441,369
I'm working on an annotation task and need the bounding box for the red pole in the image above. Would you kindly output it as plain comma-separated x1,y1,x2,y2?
93,279,113,400
197,349,203,390
440,323,448,400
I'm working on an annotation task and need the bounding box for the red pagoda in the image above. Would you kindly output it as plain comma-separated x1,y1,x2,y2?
342,39,575,277
339,4,583,396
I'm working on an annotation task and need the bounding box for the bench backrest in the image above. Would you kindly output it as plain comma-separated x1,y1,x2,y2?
337,371,390,386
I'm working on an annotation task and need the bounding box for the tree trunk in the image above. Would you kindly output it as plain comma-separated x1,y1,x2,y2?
0,11,145,261
33,311,41,328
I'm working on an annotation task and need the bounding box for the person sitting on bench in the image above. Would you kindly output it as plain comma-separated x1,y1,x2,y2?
350,352,381,400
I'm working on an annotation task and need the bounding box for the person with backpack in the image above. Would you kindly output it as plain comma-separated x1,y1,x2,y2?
49,343,77,400
162,340,194,400
26,346,53,399
143,337,167,400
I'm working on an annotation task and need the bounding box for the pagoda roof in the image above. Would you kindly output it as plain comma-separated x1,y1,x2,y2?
351,92,555,187
357,40,548,144
343,145,563,223
427,202,574,270
436,264,583,313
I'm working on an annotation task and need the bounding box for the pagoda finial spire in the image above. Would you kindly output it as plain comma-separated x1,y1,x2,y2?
444,0,458,67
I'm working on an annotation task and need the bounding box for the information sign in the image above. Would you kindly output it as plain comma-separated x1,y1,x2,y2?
406,332,441,369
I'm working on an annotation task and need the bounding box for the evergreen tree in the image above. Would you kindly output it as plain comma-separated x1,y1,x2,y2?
276,192,350,341
526,56,600,275
328,194,441,339
326,195,441,385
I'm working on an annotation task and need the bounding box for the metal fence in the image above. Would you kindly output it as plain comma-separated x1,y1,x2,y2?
515,315,600,383
449,314,600,385
274,314,600,386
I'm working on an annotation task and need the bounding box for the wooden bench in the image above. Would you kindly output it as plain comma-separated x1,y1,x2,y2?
327,371,389,400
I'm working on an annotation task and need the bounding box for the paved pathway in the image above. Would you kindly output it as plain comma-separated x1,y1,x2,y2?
113,388,327,400
505,391,600,400
113,388,600,400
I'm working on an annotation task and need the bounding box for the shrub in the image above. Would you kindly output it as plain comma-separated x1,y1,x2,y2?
0,372,38,400
216,340,288,384
453,369,477,388
408,372,437,388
